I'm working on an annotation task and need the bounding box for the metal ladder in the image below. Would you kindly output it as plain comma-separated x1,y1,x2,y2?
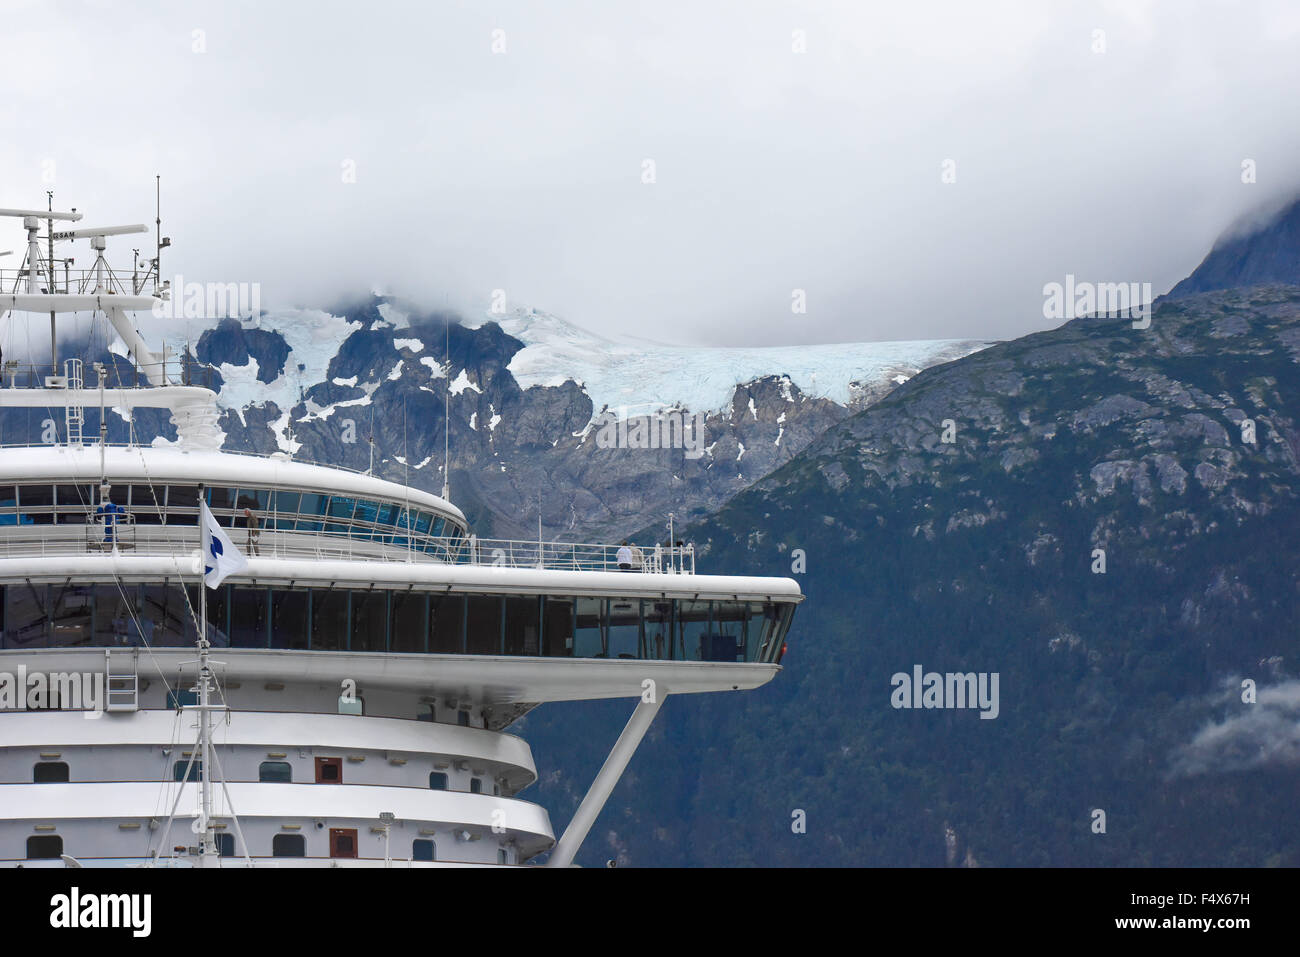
65,357,84,446
104,649,138,712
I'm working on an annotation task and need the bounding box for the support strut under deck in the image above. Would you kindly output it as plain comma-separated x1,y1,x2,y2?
546,694,666,867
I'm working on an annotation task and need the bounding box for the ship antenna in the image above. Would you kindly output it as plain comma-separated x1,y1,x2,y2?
155,175,161,296
47,190,56,374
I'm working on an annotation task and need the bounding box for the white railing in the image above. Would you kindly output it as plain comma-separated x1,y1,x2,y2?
0,526,696,575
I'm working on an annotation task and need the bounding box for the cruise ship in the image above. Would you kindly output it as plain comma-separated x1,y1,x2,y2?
0,195,801,867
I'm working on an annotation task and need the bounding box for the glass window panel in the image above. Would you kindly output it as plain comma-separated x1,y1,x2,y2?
49,584,92,648
391,591,426,653
131,485,164,524
325,496,356,535
351,590,387,652
310,589,348,651
296,492,325,531
259,761,292,782
168,485,199,508
466,595,501,655
235,488,269,511
413,838,436,861
18,485,52,506
414,512,432,534
607,599,642,659
708,600,744,662
5,582,47,649
503,595,539,656
543,597,574,657
0,486,15,527
428,772,448,790
55,484,93,506
231,587,270,648
92,584,139,648
353,499,380,524
207,486,235,509
139,585,194,648
429,593,463,653
271,588,308,650
675,599,711,662
574,598,605,658
643,600,672,661
430,516,445,537
272,834,304,857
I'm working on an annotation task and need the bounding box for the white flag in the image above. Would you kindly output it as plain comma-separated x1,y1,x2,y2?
200,500,248,588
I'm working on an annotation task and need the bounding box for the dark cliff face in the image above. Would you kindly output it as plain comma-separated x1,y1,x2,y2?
1168,196,1300,298
517,284,1300,867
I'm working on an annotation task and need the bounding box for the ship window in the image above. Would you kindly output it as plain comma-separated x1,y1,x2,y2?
470,778,482,794
315,757,343,784
259,761,292,783
271,588,309,650
413,839,436,861
375,502,397,526
297,492,326,531
498,848,508,865
26,835,62,859
168,485,199,509
644,601,672,661
429,594,464,653
168,689,199,709
18,485,53,507
457,711,470,727
235,488,269,511
429,772,449,790
430,516,446,537
55,484,93,507
310,589,348,651
325,496,357,533
676,599,712,662
574,598,605,658
206,486,235,510
413,511,432,534
503,596,539,656
329,828,358,859
608,599,642,659
466,595,502,654
174,760,202,782
351,590,387,652
271,490,300,525
543,597,574,656
231,587,270,648
272,833,305,857
33,761,69,783
391,591,427,654
216,832,235,857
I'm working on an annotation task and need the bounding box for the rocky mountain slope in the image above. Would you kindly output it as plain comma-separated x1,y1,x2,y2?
519,284,1300,866
1169,195,1300,298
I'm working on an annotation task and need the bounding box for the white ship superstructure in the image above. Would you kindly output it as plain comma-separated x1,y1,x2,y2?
0,194,800,867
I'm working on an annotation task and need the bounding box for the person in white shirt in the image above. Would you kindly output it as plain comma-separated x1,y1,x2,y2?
616,541,632,570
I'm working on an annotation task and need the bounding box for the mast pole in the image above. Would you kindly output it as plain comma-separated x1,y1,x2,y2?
196,481,217,866
47,191,56,374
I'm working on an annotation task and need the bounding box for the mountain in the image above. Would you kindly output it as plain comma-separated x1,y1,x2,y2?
185,303,987,542
1168,195,1300,298
518,282,1300,866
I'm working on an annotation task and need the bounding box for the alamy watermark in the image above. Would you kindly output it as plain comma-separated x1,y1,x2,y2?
0,667,105,714
593,406,707,459
151,273,261,320
890,664,999,719
1043,274,1152,329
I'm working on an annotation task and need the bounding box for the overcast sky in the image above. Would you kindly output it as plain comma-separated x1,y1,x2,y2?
3,0,1299,348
